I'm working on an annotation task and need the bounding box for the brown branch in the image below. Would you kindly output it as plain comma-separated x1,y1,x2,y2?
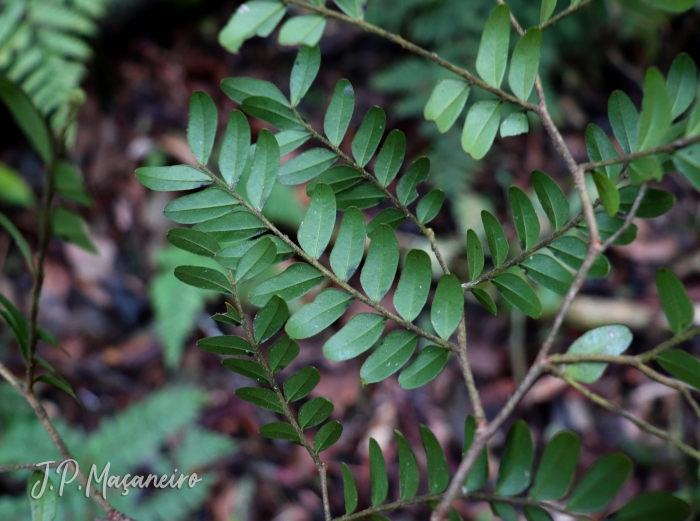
539,0,597,30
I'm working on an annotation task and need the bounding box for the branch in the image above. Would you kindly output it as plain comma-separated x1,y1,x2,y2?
201,168,460,353
0,462,62,472
280,0,538,112
639,325,700,363
538,0,597,30
547,364,700,460
227,274,332,521
580,134,700,173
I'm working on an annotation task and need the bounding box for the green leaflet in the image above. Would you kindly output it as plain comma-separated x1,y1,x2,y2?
212,302,242,325
276,129,311,155
235,236,277,283
307,165,362,195
548,236,610,278
611,492,691,521
420,425,450,494
369,438,388,506
164,188,239,224
592,171,620,216
216,238,260,270
279,15,326,47
396,157,430,206
657,350,700,392
637,67,672,150
523,506,552,521
235,387,283,413
540,0,557,23
431,274,463,340
361,224,399,302
466,229,484,282
335,183,385,210
221,77,289,106
463,415,489,492
509,186,540,250
27,471,57,521
520,254,573,295
136,165,211,192
285,288,353,339
394,249,432,321
508,28,542,101
500,111,529,137
398,345,449,389
578,213,638,246
567,454,632,513
55,162,91,206
314,421,343,452
323,313,386,361
249,263,324,306
491,502,518,521
174,266,231,293
241,95,300,130
0,76,52,163
253,296,289,343
424,79,470,133
0,212,33,275
0,293,29,358
267,335,300,373
52,208,97,253
481,210,509,267
258,422,300,443
461,100,502,160
352,106,386,167
218,2,286,54
608,90,639,153
395,430,419,500
492,273,541,318
495,420,534,496
629,155,663,184
325,78,355,146
667,53,697,119
564,325,633,383
166,228,219,258
531,170,569,231
188,91,217,166
247,129,280,210
333,0,365,19
476,4,510,88
284,366,320,402
417,189,444,224
197,335,254,356
374,129,406,186
278,148,338,185
219,110,250,186
330,206,367,281
472,287,497,315
341,463,358,515
618,186,675,218
687,90,700,137
585,124,622,180
530,430,581,500
223,358,270,383
367,208,405,235
361,331,418,384
290,45,320,106
673,142,700,191
643,0,694,12
298,183,336,259
299,397,334,428
656,268,694,334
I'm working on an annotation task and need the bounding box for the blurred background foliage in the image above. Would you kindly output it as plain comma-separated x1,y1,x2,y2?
0,0,699,520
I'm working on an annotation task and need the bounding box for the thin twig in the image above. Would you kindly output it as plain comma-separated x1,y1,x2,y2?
226,274,332,521
0,461,62,472
547,364,700,460
539,0,597,30
639,325,700,363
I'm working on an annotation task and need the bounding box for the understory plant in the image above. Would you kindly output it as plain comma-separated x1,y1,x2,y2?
134,0,700,519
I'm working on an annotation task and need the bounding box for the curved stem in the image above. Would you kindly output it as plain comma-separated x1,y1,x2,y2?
639,325,700,363
539,0,597,30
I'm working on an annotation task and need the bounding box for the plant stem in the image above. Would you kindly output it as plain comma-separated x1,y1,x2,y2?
539,0,597,30
226,273,331,521
639,325,700,362
580,134,700,172
281,1,539,112
202,167,461,353
547,364,700,459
